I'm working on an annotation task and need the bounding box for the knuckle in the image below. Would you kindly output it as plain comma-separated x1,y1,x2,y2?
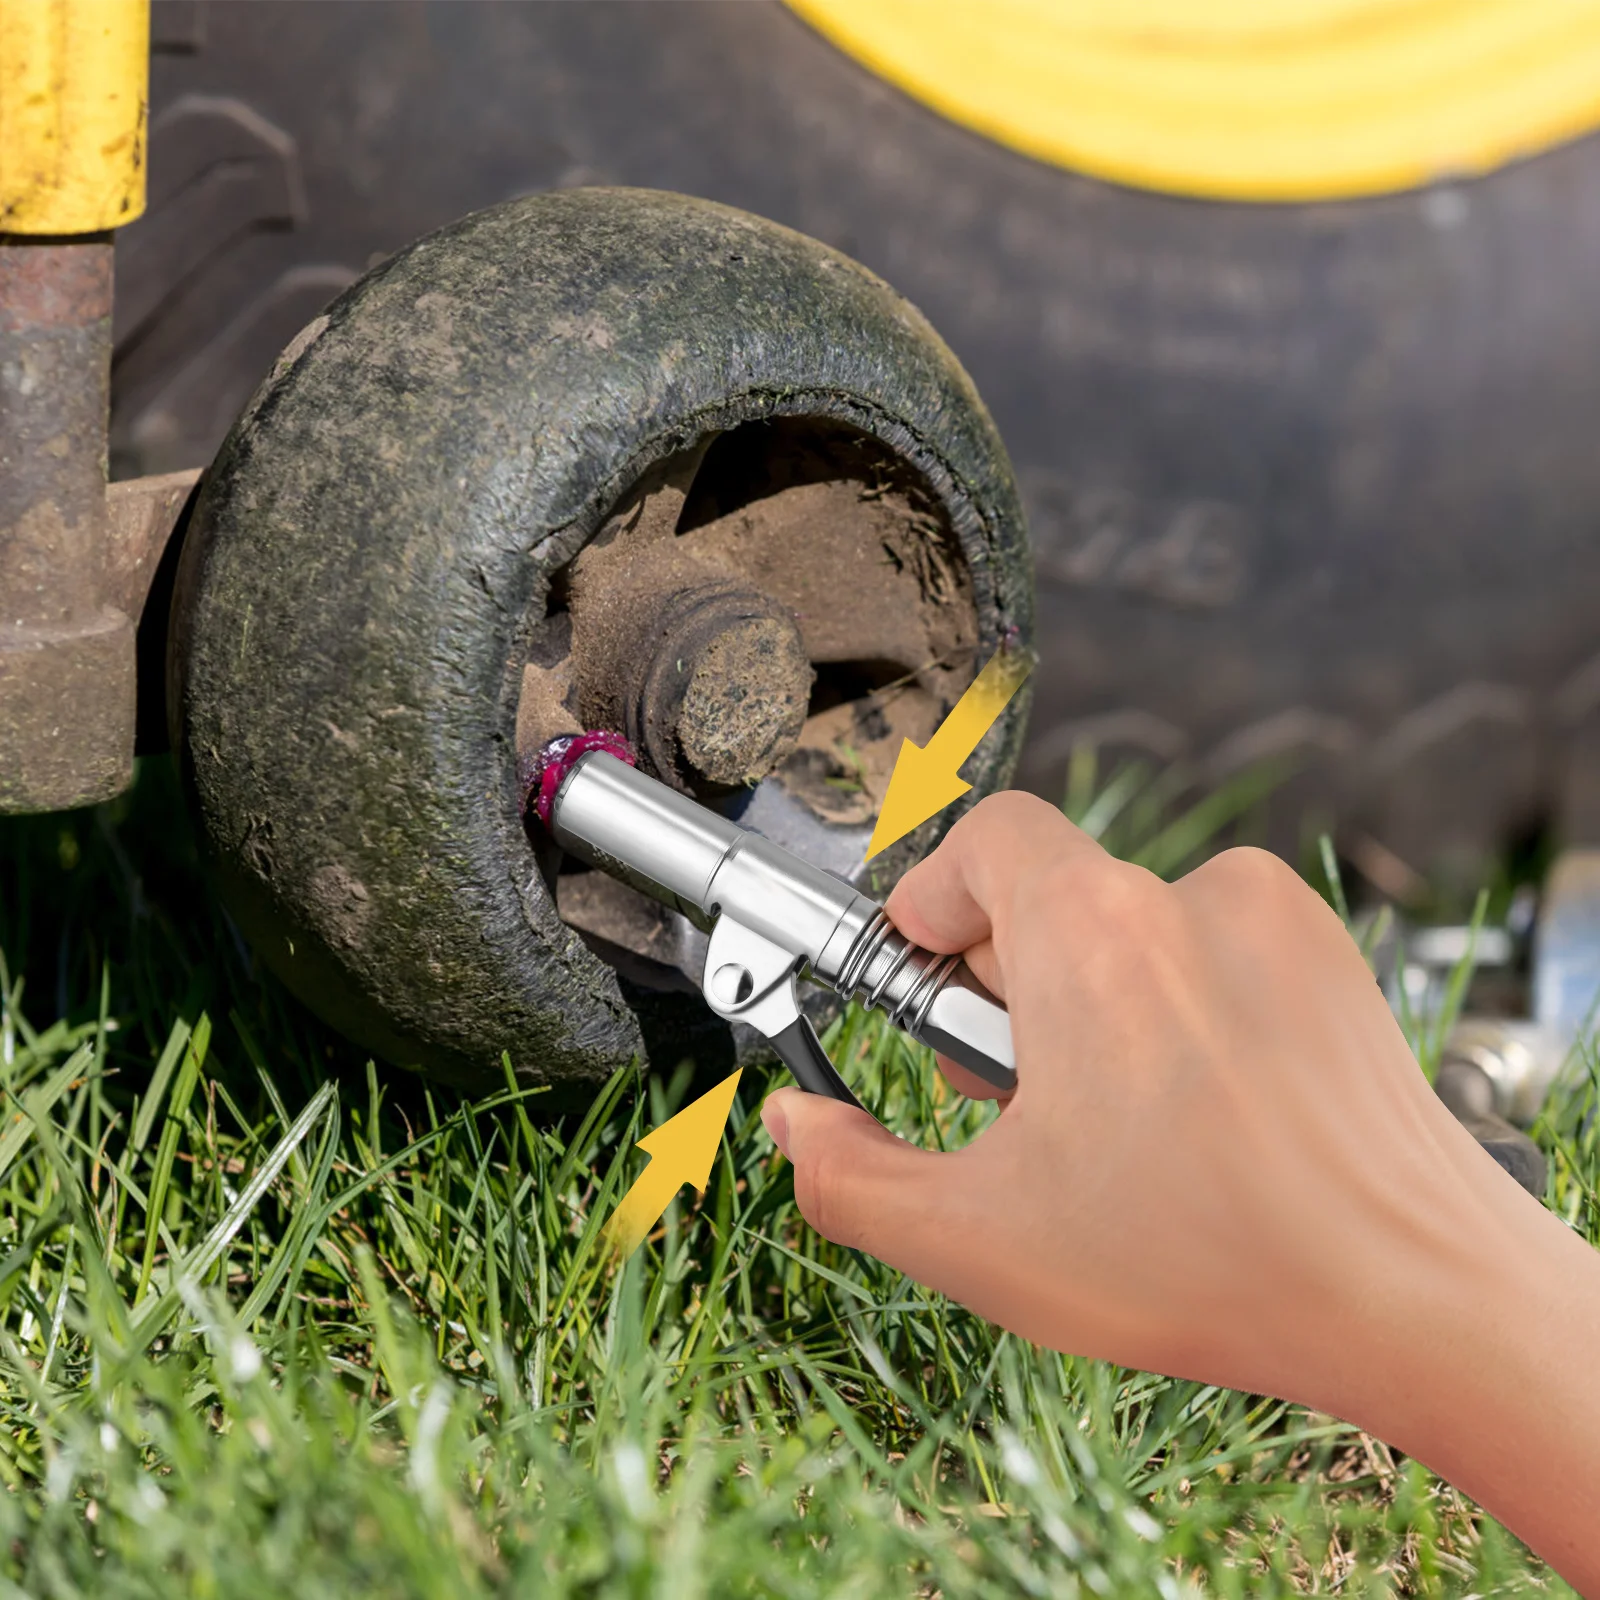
1192,846,1326,938
1204,845,1301,902
961,789,1081,845
1020,857,1180,975
1060,857,1164,931
979,789,1057,823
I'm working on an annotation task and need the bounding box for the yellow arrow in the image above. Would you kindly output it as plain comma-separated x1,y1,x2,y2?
866,647,1032,861
603,1069,743,1259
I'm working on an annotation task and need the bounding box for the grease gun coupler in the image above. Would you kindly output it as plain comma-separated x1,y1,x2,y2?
537,739,1016,1110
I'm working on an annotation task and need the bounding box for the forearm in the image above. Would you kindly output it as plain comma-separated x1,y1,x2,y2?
1340,1170,1600,1589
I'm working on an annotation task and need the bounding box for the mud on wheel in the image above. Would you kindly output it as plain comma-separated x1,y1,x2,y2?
169,188,1034,1098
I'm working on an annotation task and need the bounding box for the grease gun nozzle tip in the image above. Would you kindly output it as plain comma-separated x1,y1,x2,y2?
522,730,636,829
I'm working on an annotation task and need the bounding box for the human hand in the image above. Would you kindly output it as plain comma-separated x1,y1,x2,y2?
762,793,1600,1587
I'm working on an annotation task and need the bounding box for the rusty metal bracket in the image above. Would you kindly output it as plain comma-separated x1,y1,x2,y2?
0,239,138,812
107,466,201,624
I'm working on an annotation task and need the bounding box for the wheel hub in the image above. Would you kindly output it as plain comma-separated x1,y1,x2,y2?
516,417,983,992
571,552,813,793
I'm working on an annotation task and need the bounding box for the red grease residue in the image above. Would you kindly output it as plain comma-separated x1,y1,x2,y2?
525,730,636,827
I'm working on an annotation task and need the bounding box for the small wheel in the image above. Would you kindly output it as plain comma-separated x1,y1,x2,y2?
169,188,1033,1095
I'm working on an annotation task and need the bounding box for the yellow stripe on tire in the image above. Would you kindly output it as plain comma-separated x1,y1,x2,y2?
785,0,1600,201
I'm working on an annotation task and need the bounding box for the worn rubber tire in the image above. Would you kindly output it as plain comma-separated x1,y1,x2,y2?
169,187,1033,1097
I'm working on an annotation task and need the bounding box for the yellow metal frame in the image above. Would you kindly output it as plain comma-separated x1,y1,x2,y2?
786,0,1600,202
0,0,148,234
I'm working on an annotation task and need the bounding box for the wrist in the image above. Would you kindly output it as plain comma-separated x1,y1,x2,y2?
1330,1157,1600,1585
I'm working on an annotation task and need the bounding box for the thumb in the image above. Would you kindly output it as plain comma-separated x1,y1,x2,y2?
762,1086,967,1260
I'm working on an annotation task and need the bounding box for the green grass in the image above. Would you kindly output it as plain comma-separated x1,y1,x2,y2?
0,758,1589,1596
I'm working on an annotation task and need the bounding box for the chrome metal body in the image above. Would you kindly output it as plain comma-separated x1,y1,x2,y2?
550,751,1016,1104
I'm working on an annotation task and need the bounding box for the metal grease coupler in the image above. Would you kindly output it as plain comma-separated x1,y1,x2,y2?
537,739,1016,1111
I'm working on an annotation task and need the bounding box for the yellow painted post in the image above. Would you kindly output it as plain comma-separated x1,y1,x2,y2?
0,0,149,234
0,0,149,812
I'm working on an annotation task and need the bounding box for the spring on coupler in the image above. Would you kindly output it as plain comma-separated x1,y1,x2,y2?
832,909,963,1036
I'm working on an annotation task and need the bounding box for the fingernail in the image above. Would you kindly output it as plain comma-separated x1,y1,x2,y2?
762,1093,791,1158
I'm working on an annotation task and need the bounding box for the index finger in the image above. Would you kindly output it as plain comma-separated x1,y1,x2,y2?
885,790,1100,957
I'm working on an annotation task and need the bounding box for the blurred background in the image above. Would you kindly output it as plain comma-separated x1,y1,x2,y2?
115,0,1600,903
